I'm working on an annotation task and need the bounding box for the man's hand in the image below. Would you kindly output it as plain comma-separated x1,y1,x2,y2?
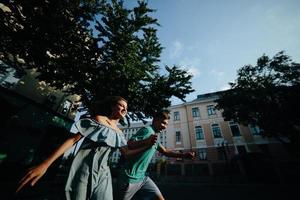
184,152,196,159
146,134,158,146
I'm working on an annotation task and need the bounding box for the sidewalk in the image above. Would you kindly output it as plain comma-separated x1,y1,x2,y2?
157,182,300,200
3,171,300,200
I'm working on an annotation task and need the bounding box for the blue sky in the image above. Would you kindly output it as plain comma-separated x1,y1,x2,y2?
126,0,300,105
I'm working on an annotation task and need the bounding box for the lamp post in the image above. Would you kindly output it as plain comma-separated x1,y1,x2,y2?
221,140,233,182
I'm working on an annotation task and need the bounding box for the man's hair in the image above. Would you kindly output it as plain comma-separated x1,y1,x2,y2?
153,110,170,120
90,96,127,117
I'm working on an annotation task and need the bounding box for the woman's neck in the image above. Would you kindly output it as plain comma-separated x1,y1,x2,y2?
94,115,119,127
106,117,119,127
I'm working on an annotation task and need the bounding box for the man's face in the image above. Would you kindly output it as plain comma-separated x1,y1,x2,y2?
153,118,169,132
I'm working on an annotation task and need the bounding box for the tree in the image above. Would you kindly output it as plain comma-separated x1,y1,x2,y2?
216,51,300,155
0,0,101,83
0,0,194,121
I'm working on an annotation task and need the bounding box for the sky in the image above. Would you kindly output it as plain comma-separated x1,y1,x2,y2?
126,0,300,105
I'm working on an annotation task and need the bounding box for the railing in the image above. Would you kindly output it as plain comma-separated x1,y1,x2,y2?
150,154,300,185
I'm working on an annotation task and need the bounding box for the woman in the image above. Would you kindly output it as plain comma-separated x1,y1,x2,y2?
16,96,156,200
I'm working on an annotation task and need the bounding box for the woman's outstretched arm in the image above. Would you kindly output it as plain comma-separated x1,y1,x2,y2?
16,133,82,193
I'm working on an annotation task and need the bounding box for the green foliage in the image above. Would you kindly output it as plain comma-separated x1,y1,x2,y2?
0,0,194,121
216,51,300,152
1,0,100,79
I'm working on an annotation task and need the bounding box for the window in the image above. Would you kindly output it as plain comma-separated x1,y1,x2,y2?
229,121,241,136
197,148,207,160
192,107,200,118
217,147,226,160
207,105,216,116
174,111,180,121
236,145,247,155
195,126,204,140
0,62,21,88
211,123,222,138
175,131,181,143
249,124,261,135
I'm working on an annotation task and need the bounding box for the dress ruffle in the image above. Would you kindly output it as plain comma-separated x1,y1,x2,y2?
74,118,127,148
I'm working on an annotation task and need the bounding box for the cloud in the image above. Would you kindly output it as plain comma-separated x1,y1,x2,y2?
209,69,225,78
169,40,183,59
187,66,201,77
167,40,202,77
179,57,202,77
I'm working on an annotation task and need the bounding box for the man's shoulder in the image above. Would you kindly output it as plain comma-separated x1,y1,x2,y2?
130,126,154,140
137,126,154,135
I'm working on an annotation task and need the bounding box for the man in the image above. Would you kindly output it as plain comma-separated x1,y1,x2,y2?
118,110,195,200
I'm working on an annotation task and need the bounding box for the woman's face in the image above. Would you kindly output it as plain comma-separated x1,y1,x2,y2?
111,100,128,119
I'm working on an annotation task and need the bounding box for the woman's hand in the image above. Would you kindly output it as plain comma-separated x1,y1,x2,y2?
15,163,48,194
15,133,82,194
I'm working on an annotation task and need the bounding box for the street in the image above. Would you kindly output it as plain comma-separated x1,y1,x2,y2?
157,183,299,200
1,167,299,200
2,178,300,200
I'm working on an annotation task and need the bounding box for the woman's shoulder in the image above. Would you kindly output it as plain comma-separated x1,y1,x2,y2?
76,117,127,148
92,116,123,133
95,116,108,125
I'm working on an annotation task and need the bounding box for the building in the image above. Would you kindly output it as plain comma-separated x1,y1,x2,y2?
165,91,290,179
166,91,289,159
10,68,80,119
0,65,80,168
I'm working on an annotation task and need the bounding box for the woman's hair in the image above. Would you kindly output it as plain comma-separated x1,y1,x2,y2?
90,96,127,117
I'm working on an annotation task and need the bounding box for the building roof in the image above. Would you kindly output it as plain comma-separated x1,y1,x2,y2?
169,90,230,109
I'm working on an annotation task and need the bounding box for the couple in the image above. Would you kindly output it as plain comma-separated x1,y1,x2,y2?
16,96,195,200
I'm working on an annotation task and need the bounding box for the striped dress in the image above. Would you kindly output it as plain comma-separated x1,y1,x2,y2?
65,118,127,200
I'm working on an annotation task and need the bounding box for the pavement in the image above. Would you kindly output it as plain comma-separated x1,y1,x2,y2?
3,176,299,200
1,165,299,200
157,182,300,200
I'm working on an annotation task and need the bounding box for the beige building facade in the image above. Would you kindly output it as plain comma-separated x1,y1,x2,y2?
166,92,289,162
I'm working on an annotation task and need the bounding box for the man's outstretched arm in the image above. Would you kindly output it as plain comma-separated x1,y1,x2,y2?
158,144,195,159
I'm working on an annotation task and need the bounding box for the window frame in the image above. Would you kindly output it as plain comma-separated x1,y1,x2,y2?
175,131,181,143
195,125,205,140
211,123,222,138
229,121,241,137
249,124,261,135
173,111,180,121
207,105,216,116
192,107,200,118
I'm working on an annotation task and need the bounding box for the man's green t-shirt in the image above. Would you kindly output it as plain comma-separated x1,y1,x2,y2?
122,125,160,183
